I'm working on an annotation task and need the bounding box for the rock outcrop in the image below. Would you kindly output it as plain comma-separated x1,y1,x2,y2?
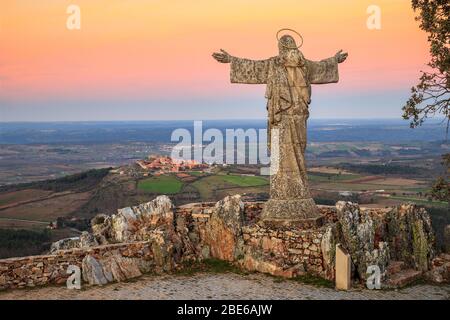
335,201,390,281
50,232,99,253
82,253,144,285
50,237,82,253
90,214,113,245
385,204,435,272
80,231,99,248
91,195,175,243
204,195,245,262
89,196,183,273
82,255,111,285
333,202,437,285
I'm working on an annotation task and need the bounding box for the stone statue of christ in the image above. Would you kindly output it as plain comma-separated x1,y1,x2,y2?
213,34,348,227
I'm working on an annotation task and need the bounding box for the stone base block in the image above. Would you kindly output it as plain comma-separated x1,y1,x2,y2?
259,198,324,229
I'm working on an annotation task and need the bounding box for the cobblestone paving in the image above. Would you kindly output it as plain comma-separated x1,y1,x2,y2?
0,273,449,300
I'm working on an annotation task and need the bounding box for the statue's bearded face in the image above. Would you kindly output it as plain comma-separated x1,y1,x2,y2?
278,35,304,67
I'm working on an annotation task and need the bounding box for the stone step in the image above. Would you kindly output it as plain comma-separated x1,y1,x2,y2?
387,261,405,275
386,269,422,288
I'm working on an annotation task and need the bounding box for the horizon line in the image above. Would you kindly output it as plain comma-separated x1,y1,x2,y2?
0,117,426,124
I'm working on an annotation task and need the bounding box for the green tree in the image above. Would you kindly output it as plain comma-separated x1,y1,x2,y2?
403,0,449,204
402,0,449,130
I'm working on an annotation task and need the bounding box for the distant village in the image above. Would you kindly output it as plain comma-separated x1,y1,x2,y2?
135,155,210,175
108,155,212,178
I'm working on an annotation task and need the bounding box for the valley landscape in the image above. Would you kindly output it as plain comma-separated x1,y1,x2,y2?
0,120,448,259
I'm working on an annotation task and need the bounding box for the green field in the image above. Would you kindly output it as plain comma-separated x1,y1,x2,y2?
221,175,269,187
190,174,268,200
191,176,234,199
137,175,183,194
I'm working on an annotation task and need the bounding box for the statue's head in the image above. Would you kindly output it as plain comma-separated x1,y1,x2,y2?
278,35,297,51
278,35,304,67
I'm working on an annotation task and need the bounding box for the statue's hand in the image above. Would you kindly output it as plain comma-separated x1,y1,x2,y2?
212,49,232,63
335,50,348,63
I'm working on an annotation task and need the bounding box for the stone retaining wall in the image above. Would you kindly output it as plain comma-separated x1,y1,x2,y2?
0,241,152,290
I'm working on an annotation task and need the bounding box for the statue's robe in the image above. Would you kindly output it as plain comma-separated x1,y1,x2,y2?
230,55,339,224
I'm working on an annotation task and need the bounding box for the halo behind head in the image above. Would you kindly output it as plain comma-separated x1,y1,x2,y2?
277,28,303,49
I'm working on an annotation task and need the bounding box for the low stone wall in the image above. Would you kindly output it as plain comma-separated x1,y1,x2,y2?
0,195,445,291
0,241,152,290
241,224,325,278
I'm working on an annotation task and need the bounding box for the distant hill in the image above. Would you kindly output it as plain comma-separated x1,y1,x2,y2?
0,168,111,194
0,119,448,144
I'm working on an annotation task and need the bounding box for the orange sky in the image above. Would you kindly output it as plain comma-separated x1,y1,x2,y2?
0,0,431,120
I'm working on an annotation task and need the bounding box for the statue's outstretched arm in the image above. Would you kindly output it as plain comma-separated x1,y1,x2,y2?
335,50,348,63
212,49,232,64
212,49,270,84
307,50,348,85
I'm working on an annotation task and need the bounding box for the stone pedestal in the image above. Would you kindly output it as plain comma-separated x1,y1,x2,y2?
259,198,324,229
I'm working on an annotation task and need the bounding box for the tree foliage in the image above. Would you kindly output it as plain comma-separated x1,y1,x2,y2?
403,1,449,204
0,229,51,259
430,153,450,202
402,0,449,130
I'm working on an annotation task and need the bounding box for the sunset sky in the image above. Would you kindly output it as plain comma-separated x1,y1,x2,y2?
0,0,431,121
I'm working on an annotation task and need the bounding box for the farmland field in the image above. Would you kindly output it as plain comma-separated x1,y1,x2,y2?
137,175,183,194
350,177,423,186
220,175,268,187
0,191,92,222
307,173,361,182
0,218,48,230
191,176,234,200
0,189,53,207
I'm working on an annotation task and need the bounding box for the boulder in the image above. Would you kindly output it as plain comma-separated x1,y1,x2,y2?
101,253,143,282
82,253,144,285
49,237,80,253
80,231,98,248
336,201,390,280
385,204,435,271
205,195,245,262
90,195,174,244
82,255,111,285
111,206,139,242
91,214,113,245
